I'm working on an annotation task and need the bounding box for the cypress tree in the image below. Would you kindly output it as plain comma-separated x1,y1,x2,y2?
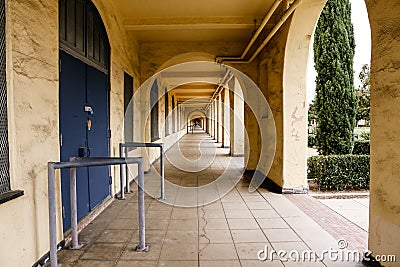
313,0,357,155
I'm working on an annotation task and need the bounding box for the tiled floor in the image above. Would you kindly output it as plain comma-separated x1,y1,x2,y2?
57,130,367,266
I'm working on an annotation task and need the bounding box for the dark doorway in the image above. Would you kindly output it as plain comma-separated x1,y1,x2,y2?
59,0,110,232
124,72,134,142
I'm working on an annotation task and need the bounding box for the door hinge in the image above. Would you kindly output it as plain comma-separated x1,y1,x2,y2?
109,176,112,185
108,129,111,138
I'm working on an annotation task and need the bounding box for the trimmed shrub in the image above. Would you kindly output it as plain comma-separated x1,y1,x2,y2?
360,131,370,140
353,140,370,155
308,155,370,190
308,134,317,147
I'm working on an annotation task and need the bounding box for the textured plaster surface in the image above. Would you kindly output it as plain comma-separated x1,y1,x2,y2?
1,0,59,266
367,0,400,262
256,20,290,187
281,0,327,190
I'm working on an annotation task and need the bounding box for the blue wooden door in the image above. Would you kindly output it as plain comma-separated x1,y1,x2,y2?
59,51,110,232
86,64,110,210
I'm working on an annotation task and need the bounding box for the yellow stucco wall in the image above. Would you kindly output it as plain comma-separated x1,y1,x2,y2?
367,0,400,263
281,0,326,191
1,0,59,265
256,19,291,188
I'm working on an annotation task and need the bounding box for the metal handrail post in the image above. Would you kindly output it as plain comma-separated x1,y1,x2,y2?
70,167,81,249
48,163,57,267
119,144,125,199
119,142,165,199
125,146,130,193
160,144,165,200
48,157,147,267
135,158,148,251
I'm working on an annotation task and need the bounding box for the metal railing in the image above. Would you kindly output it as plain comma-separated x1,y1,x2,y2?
119,142,165,200
48,157,147,267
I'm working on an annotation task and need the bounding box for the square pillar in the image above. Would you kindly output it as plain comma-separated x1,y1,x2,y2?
217,94,223,144
229,79,245,156
221,88,230,148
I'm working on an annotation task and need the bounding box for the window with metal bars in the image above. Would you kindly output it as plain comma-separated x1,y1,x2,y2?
0,0,23,204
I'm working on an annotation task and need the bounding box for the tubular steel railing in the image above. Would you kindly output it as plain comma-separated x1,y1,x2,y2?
48,157,147,267
119,142,165,200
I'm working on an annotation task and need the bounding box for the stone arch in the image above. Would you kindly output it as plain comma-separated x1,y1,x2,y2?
157,52,216,72
188,110,206,122
279,0,327,191
91,0,139,75
285,0,400,259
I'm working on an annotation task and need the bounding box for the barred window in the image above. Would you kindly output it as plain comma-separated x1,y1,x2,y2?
0,0,10,195
0,0,23,204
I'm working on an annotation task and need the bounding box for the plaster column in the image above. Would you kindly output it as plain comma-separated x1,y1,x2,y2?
367,0,400,260
177,104,180,131
221,88,230,148
217,94,223,144
213,100,217,139
229,78,245,156
210,104,214,138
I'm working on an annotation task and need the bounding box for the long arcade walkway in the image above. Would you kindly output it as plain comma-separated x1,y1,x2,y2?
57,130,366,267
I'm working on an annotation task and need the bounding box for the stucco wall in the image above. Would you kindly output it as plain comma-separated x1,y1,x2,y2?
367,0,400,262
1,0,59,266
281,0,326,191
256,20,291,188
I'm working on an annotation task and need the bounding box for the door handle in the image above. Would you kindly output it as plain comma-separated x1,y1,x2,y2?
84,105,94,115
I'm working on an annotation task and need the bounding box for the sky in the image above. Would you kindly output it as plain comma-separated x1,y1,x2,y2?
307,0,371,103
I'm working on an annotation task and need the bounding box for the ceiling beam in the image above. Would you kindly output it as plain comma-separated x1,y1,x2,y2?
123,16,267,31
161,71,225,78
173,84,216,90
173,90,215,94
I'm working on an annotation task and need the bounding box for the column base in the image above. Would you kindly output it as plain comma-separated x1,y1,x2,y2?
243,170,282,194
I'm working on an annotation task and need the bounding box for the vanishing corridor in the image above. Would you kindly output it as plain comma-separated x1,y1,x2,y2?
57,130,366,267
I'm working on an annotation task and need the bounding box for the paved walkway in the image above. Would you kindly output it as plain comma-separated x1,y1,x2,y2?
57,130,367,266
319,198,369,232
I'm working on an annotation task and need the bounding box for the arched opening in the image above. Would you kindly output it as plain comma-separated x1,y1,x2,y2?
126,59,276,206
58,0,111,232
284,0,400,260
302,0,371,254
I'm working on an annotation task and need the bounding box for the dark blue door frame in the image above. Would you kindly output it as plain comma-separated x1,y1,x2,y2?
59,50,111,232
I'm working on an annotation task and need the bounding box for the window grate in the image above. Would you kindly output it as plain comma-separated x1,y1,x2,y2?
0,0,10,195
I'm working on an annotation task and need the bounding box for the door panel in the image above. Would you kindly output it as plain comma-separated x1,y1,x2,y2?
59,51,90,231
86,65,110,210
59,51,110,232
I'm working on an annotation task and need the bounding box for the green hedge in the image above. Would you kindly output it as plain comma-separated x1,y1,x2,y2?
308,134,317,147
353,140,370,155
308,155,370,190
